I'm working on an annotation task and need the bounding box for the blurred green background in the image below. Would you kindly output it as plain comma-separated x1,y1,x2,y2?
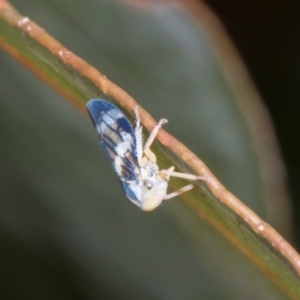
0,0,298,299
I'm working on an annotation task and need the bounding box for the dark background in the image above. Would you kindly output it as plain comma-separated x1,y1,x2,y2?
206,0,300,247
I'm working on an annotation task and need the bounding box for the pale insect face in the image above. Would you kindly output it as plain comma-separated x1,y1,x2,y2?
86,99,202,212
139,177,168,211
126,175,168,212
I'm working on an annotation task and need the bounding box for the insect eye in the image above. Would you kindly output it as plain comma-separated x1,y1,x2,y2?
145,182,152,190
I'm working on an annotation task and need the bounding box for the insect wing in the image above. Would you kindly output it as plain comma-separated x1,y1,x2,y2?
86,99,139,184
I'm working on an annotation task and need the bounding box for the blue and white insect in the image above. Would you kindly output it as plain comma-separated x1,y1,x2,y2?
86,99,203,211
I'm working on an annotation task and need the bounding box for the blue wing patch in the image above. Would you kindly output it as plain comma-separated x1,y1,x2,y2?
86,99,139,185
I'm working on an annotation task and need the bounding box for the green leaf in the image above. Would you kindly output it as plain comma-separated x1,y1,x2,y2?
0,1,298,299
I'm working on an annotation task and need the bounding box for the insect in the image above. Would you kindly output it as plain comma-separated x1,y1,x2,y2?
86,99,203,211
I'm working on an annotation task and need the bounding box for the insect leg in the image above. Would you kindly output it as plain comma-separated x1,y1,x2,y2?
161,167,204,199
163,184,195,200
134,105,168,164
141,118,167,164
143,118,168,154
160,169,205,181
134,105,141,129
134,106,144,165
